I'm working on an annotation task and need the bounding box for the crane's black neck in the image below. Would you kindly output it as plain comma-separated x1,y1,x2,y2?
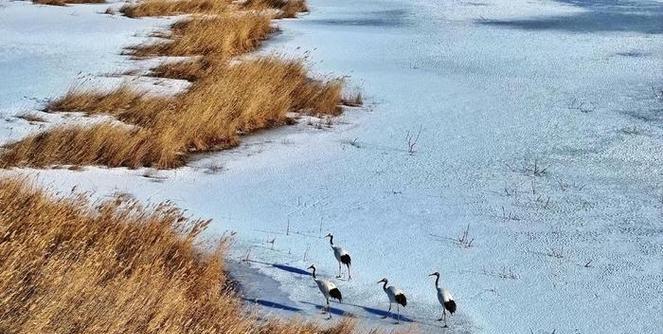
311,267,316,279
382,280,388,290
328,235,334,245
435,274,440,288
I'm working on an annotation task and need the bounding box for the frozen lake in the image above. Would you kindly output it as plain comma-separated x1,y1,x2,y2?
1,0,662,332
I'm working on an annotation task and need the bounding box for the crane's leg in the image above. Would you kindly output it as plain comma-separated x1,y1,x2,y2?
396,304,400,324
337,261,342,278
443,310,448,328
437,309,444,321
347,264,352,280
381,303,391,319
321,298,328,314
327,299,332,319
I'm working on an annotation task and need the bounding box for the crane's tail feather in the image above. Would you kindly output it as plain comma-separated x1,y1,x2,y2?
445,300,456,313
340,254,351,265
329,288,342,302
395,293,407,307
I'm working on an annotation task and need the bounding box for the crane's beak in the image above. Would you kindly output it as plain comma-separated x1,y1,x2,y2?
307,265,314,270
324,233,331,238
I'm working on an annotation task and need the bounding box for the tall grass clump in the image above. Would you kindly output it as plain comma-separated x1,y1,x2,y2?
0,124,183,168
120,0,231,17
1,0,358,169
0,178,407,334
127,15,274,59
120,0,307,19
242,0,308,18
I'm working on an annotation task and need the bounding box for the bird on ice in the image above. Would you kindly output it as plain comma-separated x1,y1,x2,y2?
377,277,407,324
324,233,352,280
429,271,456,327
307,264,342,319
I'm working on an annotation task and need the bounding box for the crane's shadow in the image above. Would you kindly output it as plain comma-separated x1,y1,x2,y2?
242,298,303,312
244,259,312,277
242,260,416,324
352,304,415,323
299,301,349,317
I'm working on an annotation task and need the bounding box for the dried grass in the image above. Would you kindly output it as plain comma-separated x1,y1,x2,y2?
242,0,308,18
150,58,212,81
2,58,342,169
0,178,402,334
120,0,230,17
120,0,307,19
1,0,358,169
15,113,47,123
33,0,105,6
0,124,181,168
127,15,273,59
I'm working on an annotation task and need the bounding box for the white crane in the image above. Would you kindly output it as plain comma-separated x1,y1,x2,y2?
429,271,456,327
377,277,407,324
307,264,342,319
324,233,352,280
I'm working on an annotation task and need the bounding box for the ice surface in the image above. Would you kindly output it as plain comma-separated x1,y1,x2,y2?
1,0,662,332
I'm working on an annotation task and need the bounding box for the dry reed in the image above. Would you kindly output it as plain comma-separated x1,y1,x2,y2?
1,0,358,170
0,178,408,334
120,0,231,18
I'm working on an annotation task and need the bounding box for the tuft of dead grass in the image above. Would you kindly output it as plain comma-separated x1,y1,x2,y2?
33,0,105,6
120,0,230,18
127,15,274,59
120,0,307,19
242,0,308,18
0,124,183,169
150,58,212,81
0,178,410,334
15,113,46,123
343,91,364,107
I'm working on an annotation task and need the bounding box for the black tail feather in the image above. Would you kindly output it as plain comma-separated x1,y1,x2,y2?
444,300,456,314
340,254,351,265
395,293,407,307
329,288,342,302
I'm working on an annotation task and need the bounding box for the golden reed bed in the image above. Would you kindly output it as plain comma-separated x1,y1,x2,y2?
4,0,360,169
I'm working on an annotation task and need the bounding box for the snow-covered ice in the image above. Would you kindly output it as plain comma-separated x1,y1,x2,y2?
1,0,662,333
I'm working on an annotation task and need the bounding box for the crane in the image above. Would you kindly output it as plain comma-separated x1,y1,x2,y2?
429,271,456,327
307,264,342,319
324,233,352,280
377,277,407,323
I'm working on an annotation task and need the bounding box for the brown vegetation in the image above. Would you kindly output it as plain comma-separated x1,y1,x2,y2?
1,0,352,169
126,15,274,59
33,0,104,6
15,113,46,123
1,57,344,169
120,0,231,18
119,0,307,18
243,0,309,18
0,178,405,334
0,124,180,168
3,2,371,332
149,58,211,81
2,0,354,170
